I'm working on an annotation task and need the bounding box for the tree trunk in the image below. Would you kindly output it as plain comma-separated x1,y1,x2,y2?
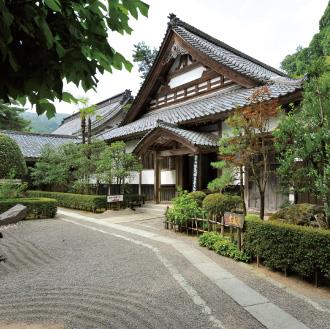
259,190,265,220
87,117,92,144
107,184,111,196
239,166,247,216
81,117,86,144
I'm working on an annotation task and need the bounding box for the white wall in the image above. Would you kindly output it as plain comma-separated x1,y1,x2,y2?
142,170,154,185
168,65,207,89
161,170,176,185
125,139,140,153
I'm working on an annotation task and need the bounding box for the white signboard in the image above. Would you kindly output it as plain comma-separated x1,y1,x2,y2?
107,195,124,203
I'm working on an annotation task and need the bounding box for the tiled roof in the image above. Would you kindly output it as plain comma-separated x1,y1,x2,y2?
0,130,80,159
53,90,132,135
170,15,286,83
133,120,218,153
100,80,302,142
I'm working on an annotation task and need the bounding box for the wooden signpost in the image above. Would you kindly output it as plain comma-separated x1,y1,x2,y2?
223,212,245,250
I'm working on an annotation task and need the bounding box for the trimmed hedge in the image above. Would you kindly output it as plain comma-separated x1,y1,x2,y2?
27,191,107,212
0,198,57,219
199,232,250,262
0,134,27,178
188,191,206,207
202,193,241,218
244,218,330,277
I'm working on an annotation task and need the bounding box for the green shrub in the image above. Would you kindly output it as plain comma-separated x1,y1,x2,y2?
0,180,28,199
0,198,57,219
202,193,241,218
269,203,327,228
166,190,203,225
0,134,27,178
245,213,260,221
27,190,107,212
188,191,206,207
199,232,250,262
244,217,330,277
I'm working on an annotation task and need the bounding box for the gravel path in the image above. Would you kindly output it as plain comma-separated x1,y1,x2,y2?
1,212,329,329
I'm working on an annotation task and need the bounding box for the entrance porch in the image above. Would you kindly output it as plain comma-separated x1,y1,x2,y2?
133,121,218,203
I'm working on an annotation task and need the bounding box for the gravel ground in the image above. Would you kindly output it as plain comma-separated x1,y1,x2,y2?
0,218,258,329
1,212,330,329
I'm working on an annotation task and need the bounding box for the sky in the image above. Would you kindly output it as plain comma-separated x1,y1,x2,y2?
54,0,328,114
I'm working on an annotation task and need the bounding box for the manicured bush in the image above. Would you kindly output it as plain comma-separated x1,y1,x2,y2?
27,190,107,212
166,190,203,225
188,191,206,207
199,232,250,262
0,134,27,178
244,217,330,277
202,193,241,218
0,198,57,219
269,203,327,228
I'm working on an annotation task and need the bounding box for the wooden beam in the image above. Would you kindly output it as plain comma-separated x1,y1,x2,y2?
174,34,258,88
160,147,192,157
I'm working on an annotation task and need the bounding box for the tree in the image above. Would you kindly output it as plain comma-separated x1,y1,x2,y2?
0,134,27,178
31,143,78,190
133,41,157,79
208,115,249,216
0,101,30,131
96,141,142,194
274,72,330,227
275,1,330,226
31,140,107,192
77,98,97,144
0,0,149,117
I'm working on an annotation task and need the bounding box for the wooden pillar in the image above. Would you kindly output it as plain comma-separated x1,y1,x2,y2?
154,151,160,203
138,171,142,195
175,155,183,189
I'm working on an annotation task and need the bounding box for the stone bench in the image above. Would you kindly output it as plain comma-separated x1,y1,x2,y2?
0,204,28,226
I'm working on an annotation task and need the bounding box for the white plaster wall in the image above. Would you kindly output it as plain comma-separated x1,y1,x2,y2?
125,139,140,153
168,65,207,89
128,171,140,184
161,170,176,185
142,170,154,185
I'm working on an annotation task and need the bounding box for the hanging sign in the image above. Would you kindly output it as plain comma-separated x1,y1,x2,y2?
192,154,198,192
224,212,244,229
107,195,124,203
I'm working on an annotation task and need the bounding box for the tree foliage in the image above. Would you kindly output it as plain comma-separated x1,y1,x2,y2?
0,0,149,117
275,2,330,226
31,140,107,192
133,41,157,79
96,141,142,194
0,134,27,178
0,101,30,131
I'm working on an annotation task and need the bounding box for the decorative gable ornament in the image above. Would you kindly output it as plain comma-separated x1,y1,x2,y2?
163,42,189,64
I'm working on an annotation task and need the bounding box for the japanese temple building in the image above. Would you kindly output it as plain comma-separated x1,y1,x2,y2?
97,14,302,211
1,14,303,213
